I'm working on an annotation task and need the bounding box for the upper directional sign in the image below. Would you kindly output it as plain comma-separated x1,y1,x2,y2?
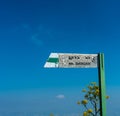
44,53,98,68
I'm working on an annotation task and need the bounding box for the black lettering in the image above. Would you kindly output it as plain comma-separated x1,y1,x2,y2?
77,56,80,59
69,56,73,60
85,56,91,59
75,62,91,65
69,62,74,65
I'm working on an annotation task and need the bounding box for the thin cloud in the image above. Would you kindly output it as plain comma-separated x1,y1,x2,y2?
30,25,64,47
22,24,30,30
31,34,43,47
31,25,53,47
56,94,65,99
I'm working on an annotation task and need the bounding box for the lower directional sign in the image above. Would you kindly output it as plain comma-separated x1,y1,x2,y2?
44,53,98,68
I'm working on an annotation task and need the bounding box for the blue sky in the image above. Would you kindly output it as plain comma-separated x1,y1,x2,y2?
0,0,120,115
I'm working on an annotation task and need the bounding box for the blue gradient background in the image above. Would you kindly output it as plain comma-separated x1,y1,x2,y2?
0,0,120,115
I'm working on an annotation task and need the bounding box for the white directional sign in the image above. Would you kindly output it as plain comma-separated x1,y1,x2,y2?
44,53,98,68
59,53,98,68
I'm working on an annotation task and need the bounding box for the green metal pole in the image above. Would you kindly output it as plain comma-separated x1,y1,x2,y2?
98,53,106,116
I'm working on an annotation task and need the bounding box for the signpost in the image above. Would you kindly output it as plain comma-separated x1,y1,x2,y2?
98,53,106,116
44,53,106,116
